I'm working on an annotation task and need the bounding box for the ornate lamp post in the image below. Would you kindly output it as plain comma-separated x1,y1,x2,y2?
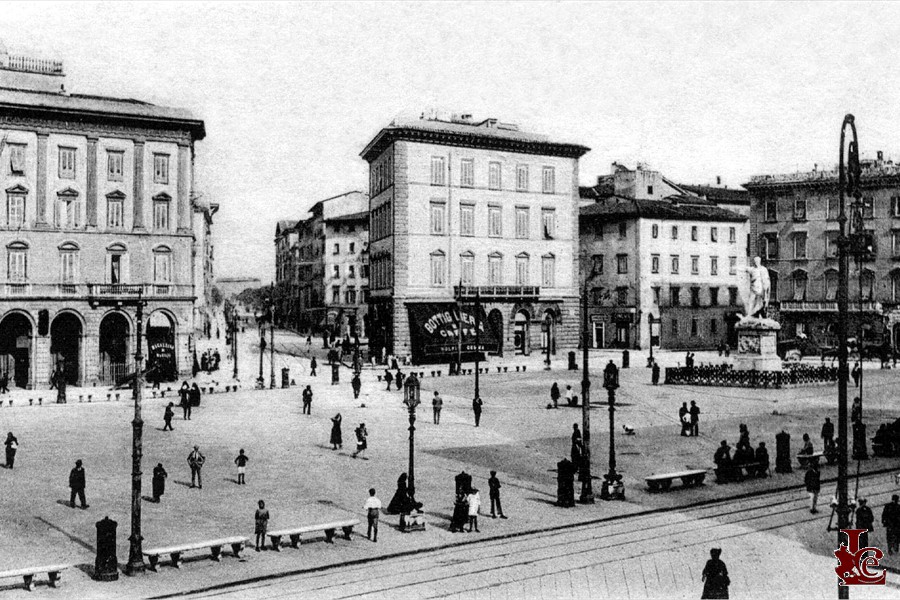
579,285,594,503
403,372,421,499
647,314,657,367
231,309,239,380
257,314,265,387
474,289,481,402
600,359,623,500
269,285,276,389
543,315,552,370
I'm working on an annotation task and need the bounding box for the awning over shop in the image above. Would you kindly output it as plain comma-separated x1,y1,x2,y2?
407,302,499,364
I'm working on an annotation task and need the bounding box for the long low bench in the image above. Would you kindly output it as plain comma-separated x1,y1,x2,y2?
797,452,825,468
143,536,249,571
645,469,707,491
268,519,361,551
0,564,70,591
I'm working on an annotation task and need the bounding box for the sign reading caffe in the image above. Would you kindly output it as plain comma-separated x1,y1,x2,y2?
407,303,500,364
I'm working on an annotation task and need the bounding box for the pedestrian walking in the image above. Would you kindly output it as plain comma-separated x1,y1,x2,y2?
190,383,202,409
488,471,507,518
152,463,167,502
384,369,393,391
179,382,191,420
467,488,481,532
700,548,730,599
302,385,313,415
856,498,875,549
805,460,821,513
550,382,560,409
4,432,18,468
689,400,700,437
882,495,900,555
571,423,583,466
678,402,689,436
234,449,249,484
330,413,343,450
755,442,770,477
351,373,362,399
352,423,368,459
852,361,861,387
851,396,862,423
473,396,483,427
564,385,574,407
305,336,311,353
821,417,834,445
395,369,404,391
254,500,269,551
188,445,206,489
69,459,88,509
310,356,317,377
364,488,381,542
432,391,443,424
651,360,660,385
0,372,9,394
163,402,175,431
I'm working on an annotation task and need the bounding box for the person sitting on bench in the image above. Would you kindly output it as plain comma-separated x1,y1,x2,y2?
714,441,733,482
755,442,770,477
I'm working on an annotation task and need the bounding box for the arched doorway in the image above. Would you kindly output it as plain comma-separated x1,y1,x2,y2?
147,311,177,382
488,309,504,357
542,310,557,355
99,312,130,385
50,312,82,386
514,310,530,355
0,313,32,388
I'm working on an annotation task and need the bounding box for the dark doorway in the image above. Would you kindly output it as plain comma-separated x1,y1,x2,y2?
488,309,504,357
0,313,31,388
99,312,130,385
50,312,82,386
147,312,177,382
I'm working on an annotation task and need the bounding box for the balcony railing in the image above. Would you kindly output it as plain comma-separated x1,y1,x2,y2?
454,285,541,299
0,283,194,299
779,300,882,312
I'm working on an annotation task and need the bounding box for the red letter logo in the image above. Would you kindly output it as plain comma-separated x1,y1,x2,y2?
835,529,886,586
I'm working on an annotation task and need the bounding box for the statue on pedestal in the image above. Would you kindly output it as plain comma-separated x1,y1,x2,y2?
741,256,771,321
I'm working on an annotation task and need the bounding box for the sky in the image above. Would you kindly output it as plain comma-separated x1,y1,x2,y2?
3,1,900,282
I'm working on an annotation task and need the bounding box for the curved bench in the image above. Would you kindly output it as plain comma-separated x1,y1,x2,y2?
645,469,707,492
143,535,249,571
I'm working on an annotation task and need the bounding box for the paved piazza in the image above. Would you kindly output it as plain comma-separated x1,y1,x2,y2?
1,328,900,598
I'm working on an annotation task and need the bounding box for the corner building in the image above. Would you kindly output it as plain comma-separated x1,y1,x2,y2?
0,48,204,388
361,115,589,364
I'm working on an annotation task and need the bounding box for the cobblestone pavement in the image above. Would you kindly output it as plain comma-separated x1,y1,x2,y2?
1,327,898,599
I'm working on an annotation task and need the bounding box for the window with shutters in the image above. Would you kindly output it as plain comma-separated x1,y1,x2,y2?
7,193,24,227
8,245,27,281
542,209,556,239
691,256,699,275
516,164,528,191
617,254,628,274
710,256,718,276
729,256,737,275
153,199,169,231
153,154,169,184
107,151,124,181
460,252,474,285
793,232,807,259
670,255,679,274
652,224,659,238
460,159,474,188
8,144,25,175
460,204,474,236
430,252,446,287
616,287,628,306
542,254,556,287
542,166,555,194
431,156,446,185
792,272,807,301
430,202,446,235
153,248,172,283
488,206,502,237
651,254,659,274
516,254,529,285
488,162,501,190
592,254,604,275
729,227,736,243
515,207,529,239
793,197,806,221
107,195,124,229
57,194,80,229
488,253,503,285
58,147,76,179
825,270,838,301
332,286,340,303
59,246,78,284
671,226,678,240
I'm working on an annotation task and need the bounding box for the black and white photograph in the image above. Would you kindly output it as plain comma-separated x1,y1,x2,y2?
0,2,899,598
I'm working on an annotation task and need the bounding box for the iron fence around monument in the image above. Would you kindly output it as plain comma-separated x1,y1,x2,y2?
664,363,838,388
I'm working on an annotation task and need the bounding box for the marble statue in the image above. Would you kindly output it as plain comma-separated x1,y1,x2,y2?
741,256,771,320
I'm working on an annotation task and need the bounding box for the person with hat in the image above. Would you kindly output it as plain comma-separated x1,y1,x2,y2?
805,459,821,513
856,497,875,549
187,445,206,488
882,495,900,554
152,463,168,502
701,547,730,599
713,440,733,483
68,459,88,509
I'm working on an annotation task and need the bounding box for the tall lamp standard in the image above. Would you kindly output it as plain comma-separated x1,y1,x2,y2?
126,291,147,574
851,197,870,461
403,373,421,499
836,114,861,599
543,315,552,370
231,309,239,380
579,285,594,503
474,289,481,403
600,360,623,501
257,314,265,387
269,285,276,389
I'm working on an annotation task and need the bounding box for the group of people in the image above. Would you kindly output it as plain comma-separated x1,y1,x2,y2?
549,383,577,409
449,470,505,533
199,349,221,374
327,411,368,458
677,401,701,437
712,425,770,482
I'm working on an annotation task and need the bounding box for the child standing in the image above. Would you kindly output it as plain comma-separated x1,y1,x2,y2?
467,488,481,532
254,500,269,551
235,449,249,485
363,488,382,542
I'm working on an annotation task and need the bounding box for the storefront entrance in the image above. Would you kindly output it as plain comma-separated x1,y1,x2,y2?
0,313,31,388
514,310,530,355
50,312,82,386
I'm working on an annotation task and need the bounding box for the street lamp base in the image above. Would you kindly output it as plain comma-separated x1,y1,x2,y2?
579,491,595,504
600,478,625,501
124,558,145,576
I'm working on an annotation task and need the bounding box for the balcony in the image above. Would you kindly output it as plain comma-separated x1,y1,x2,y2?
0,283,194,300
779,300,882,312
454,285,540,300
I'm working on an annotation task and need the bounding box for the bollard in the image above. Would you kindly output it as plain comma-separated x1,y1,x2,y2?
107,394,111,401
94,516,119,581
152,391,157,398
503,366,508,373
79,395,84,403
523,366,527,372
160,391,165,398
437,370,441,377
29,399,33,406
430,371,435,377
115,393,120,401
281,368,290,389
88,395,92,402
39,398,42,405
556,458,576,507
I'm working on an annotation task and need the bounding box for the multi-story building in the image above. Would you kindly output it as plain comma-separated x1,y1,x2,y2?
276,191,369,337
0,44,205,388
744,153,900,350
580,164,749,350
192,197,219,337
361,114,589,364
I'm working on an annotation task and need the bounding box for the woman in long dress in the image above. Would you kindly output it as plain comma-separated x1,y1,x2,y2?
701,548,730,599
152,463,167,502
387,473,410,514
330,414,343,450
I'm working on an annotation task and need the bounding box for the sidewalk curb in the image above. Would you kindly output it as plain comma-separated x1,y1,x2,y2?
149,465,899,599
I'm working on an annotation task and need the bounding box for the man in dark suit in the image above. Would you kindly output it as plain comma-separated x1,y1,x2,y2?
69,459,88,508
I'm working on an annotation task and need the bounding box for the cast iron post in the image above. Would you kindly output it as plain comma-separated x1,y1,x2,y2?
126,290,146,575
580,286,594,503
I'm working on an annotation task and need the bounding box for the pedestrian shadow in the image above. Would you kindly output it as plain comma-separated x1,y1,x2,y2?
35,516,96,553
73,562,101,579
54,499,75,508
527,496,562,507
223,477,239,484
173,480,193,488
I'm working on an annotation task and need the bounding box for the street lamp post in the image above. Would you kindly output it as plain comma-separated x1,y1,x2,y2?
257,318,265,387
474,289,481,403
836,114,861,600
579,286,594,503
648,315,655,366
403,373,421,499
231,310,239,380
600,360,623,501
126,291,147,575
269,286,276,389
543,316,552,370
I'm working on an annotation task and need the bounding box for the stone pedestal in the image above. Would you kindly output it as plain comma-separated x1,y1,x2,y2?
734,317,783,372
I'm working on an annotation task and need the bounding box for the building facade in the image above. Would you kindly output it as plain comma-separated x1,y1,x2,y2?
276,191,369,337
580,164,749,350
361,114,589,364
744,154,900,351
0,45,205,388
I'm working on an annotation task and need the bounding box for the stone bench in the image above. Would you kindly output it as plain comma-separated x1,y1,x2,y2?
797,452,824,468
645,469,707,492
143,535,249,571
267,519,360,550
0,564,70,591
